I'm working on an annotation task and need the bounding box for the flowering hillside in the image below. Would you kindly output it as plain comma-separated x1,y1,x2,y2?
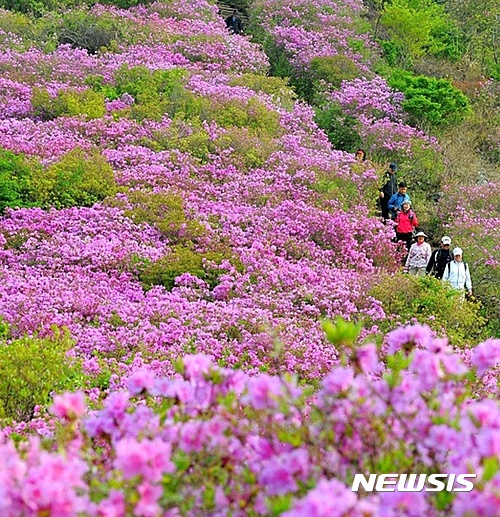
0,0,498,515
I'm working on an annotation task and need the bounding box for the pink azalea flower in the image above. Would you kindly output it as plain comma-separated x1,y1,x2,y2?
51,391,86,421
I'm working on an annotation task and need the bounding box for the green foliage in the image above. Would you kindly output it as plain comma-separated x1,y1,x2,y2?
31,87,106,121
379,39,408,68
229,74,297,110
214,127,280,171
0,148,37,213
387,71,471,129
112,65,187,102
208,97,281,136
121,190,206,245
0,0,65,17
313,103,362,152
88,66,189,121
138,246,231,292
263,41,295,81
308,172,364,211
445,0,500,78
369,273,487,346
55,8,128,54
309,55,361,89
322,317,364,366
146,117,211,162
32,147,116,209
97,0,156,8
0,328,81,422
379,0,459,67
0,9,32,43
0,147,115,212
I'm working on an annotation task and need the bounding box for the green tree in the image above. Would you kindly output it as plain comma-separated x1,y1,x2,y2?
388,71,471,130
445,0,500,77
379,0,458,67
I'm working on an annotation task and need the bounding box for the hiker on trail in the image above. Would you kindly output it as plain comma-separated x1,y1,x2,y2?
395,199,418,251
404,231,432,277
355,149,366,162
442,247,472,297
426,236,453,279
379,163,398,220
388,182,410,220
225,9,243,34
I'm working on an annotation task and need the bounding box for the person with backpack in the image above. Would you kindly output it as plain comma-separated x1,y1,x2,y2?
388,182,410,220
379,163,398,220
404,231,432,276
442,247,472,297
394,199,418,252
426,236,453,279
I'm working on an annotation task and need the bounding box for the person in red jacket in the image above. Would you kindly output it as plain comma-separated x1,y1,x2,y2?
395,199,418,251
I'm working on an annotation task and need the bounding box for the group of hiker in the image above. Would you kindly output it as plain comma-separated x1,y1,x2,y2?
372,155,473,297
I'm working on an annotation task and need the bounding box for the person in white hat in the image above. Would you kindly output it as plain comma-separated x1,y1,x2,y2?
442,247,472,296
404,231,432,276
426,236,453,279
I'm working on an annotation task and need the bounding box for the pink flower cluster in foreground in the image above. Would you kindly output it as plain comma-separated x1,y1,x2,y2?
1,326,499,516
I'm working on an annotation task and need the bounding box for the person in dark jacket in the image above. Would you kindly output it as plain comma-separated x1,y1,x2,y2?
426,236,453,279
379,163,398,220
225,9,243,34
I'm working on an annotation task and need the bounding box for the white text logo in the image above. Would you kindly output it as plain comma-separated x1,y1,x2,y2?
351,473,476,492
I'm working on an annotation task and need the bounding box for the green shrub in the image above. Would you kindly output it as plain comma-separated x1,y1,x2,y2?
0,328,81,422
387,71,472,129
147,117,211,162
32,147,116,208
138,246,231,292
56,8,127,54
309,55,361,89
0,148,37,213
229,74,296,110
309,172,374,212
0,9,33,43
314,103,362,152
32,87,106,120
121,190,206,245
214,127,280,171
207,97,281,136
369,273,487,346
0,0,63,16
88,66,189,121
379,0,458,67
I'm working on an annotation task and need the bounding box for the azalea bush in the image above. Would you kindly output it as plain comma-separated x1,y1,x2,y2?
368,272,487,346
0,328,81,421
32,147,117,208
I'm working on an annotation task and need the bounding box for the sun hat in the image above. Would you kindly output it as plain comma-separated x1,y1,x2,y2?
453,247,463,256
415,231,427,238
441,236,451,245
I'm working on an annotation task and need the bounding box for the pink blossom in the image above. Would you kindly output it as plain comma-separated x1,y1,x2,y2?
472,339,500,376
50,391,86,421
